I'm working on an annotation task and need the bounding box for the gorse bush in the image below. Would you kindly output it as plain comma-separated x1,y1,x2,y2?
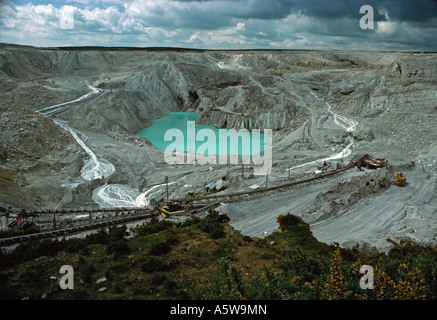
63,238,88,254
106,240,131,256
0,237,89,270
85,224,129,245
277,213,301,231
201,240,437,300
141,256,166,273
321,250,351,300
198,210,230,239
202,260,245,300
133,219,174,236
85,228,108,245
149,241,172,256
2,212,437,300
180,216,201,227
107,225,129,242
78,260,97,284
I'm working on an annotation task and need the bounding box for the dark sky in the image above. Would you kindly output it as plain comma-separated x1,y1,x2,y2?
1,0,436,50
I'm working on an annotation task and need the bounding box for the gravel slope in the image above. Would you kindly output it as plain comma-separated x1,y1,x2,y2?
1,44,436,251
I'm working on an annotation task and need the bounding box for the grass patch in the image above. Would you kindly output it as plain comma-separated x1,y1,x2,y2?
1,212,436,300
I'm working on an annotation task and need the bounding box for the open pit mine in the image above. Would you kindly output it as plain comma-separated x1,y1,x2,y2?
1,44,437,252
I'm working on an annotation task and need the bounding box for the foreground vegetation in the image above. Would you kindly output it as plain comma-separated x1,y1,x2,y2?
0,211,436,300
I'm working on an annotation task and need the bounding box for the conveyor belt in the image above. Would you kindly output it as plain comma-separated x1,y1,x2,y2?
0,210,154,245
172,161,358,204
0,159,365,246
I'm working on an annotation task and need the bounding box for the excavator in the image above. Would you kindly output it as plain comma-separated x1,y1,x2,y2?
393,172,406,187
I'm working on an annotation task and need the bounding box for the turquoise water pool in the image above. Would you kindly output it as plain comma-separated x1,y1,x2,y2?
136,112,270,156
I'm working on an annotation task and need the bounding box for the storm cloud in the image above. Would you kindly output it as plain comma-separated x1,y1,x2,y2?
0,0,436,50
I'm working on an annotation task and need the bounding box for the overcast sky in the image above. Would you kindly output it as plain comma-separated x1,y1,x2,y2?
1,0,436,51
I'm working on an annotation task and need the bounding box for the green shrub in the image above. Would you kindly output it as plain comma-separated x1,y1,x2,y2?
201,260,244,299
110,263,130,274
0,271,15,299
198,211,229,239
149,241,171,256
151,274,168,286
35,239,64,256
63,238,88,254
242,235,253,242
20,267,43,284
245,276,282,300
163,279,177,292
113,281,124,294
180,217,201,228
133,220,174,236
78,261,96,284
276,213,301,231
86,228,108,245
107,225,129,242
140,256,165,273
163,231,179,245
106,240,131,256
